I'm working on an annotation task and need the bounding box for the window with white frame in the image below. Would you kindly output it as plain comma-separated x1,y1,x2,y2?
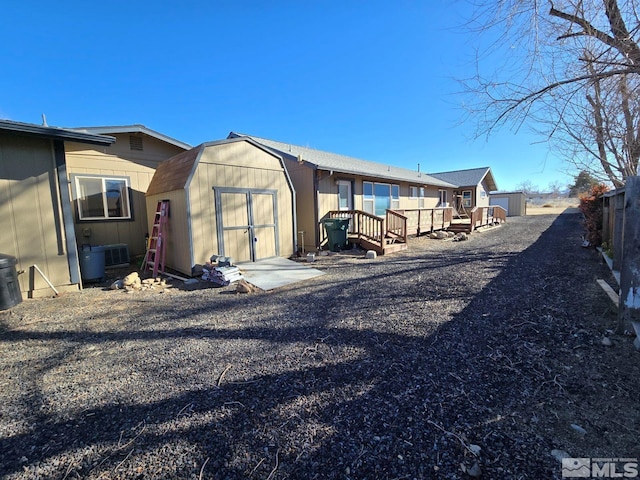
462,190,472,208
363,182,374,215
438,189,447,206
418,186,425,208
337,180,352,210
391,184,400,209
409,186,418,199
73,175,132,220
363,181,399,216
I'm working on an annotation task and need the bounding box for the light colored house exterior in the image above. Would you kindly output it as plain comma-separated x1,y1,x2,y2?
145,137,296,276
65,125,190,257
228,133,499,252
429,167,498,213
0,120,114,297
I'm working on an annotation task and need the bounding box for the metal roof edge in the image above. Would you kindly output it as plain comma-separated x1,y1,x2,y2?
0,119,115,146
72,124,191,150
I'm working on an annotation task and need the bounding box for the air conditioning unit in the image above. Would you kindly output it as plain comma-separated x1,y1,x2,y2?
103,244,130,267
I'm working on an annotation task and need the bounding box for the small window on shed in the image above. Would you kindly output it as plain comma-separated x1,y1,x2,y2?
129,135,144,151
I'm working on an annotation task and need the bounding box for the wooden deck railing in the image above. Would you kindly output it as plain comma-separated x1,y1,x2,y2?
470,205,507,231
386,209,408,244
326,210,385,251
394,207,453,236
492,205,507,223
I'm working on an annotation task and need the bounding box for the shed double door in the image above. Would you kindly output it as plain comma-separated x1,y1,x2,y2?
215,188,279,263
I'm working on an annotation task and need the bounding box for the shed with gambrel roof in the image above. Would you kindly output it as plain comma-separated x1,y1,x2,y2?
145,137,296,275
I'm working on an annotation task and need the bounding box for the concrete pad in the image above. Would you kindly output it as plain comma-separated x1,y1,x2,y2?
237,257,325,291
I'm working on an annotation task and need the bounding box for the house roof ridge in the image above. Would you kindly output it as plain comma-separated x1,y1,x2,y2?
228,132,459,188
430,166,491,175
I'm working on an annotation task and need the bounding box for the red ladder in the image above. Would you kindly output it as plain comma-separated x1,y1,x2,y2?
144,200,169,277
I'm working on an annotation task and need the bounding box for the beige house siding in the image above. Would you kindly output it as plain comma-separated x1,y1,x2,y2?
282,160,315,253
0,133,77,296
311,171,453,250
65,134,186,256
476,180,491,208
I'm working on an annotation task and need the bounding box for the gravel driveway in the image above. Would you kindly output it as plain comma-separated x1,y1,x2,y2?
1,211,638,479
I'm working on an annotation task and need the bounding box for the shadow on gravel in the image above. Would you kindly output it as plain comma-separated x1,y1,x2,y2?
1,212,629,479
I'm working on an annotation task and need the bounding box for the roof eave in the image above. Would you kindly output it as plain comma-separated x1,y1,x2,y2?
0,120,115,146
74,125,191,150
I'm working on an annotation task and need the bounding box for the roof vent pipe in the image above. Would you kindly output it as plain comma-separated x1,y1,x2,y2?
418,163,421,177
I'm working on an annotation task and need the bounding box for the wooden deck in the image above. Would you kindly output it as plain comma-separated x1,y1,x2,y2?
326,210,408,255
324,205,506,255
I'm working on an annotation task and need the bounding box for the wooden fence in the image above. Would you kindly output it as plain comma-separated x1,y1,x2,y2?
602,188,625,271
600,178,640,339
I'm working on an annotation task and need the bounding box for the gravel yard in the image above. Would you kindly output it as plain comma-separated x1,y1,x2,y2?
1,211,638,479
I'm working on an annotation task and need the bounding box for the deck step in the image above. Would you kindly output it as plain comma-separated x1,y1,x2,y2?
447,224,471,234
383,243,408,254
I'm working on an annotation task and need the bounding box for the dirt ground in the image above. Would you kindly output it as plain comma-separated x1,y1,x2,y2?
0,211,638,479
527,206,581,216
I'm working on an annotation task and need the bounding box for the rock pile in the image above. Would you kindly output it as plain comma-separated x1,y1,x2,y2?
110,272,170,292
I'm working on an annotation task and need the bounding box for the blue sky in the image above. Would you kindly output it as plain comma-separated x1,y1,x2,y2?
1,1,576,192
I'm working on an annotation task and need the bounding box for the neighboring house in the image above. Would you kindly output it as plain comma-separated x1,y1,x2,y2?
429,167,498,215
65,125,191,257
146,137,296,276
0,120,114,297
228,133,499,252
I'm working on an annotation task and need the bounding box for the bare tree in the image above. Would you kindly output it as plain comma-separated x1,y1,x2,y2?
515,179,539,194
465,0,640,186
547,180,566,195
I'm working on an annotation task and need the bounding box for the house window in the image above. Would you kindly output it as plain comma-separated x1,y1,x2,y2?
438,190,447,206
73,175,132,220
418,187,425,208
410,186,418,199
391,184,400,209
462,190,472,208
363,181,398,216
363,182,374,214
337,180,352,210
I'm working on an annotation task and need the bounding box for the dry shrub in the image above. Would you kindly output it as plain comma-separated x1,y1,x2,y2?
578,184,609,246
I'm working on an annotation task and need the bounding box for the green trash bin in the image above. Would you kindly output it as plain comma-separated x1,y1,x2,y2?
322,218,350,252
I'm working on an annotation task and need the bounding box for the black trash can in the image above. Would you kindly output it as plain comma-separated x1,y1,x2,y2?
322,218,350,252
0,254,22,310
